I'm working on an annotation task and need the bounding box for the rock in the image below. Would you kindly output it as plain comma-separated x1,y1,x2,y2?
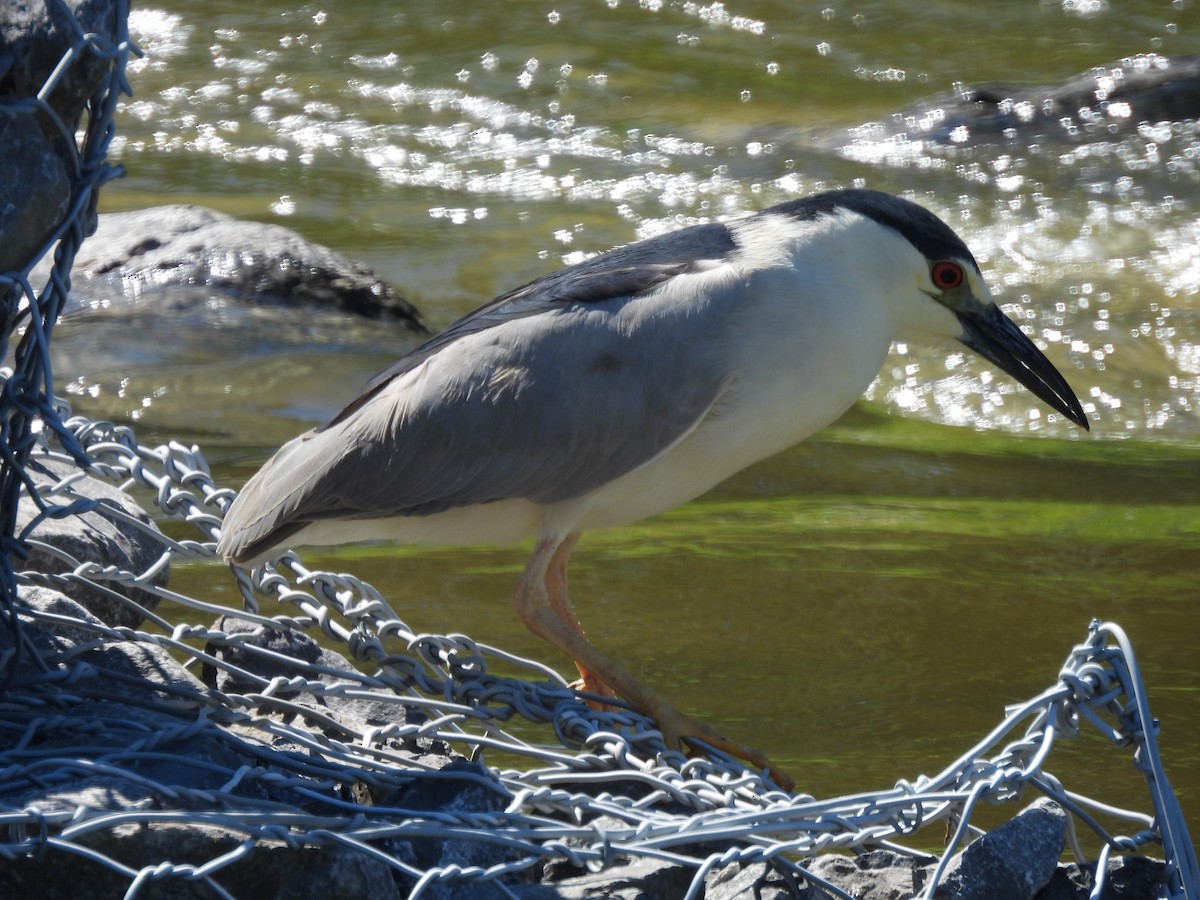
834,54,1200,148
704,860,812,899
0,0,120,273
0,115,71,273
67,205,428,326
1035,856,1168,899
515,856,698,899
937,798,1066,900
960,54,1200,135
6,589,264,796
8,587,196,705
796,850,933,899
202,615,454,764
1,818,405,900
0,0,118,131
15,453,167,628
380,760,519,900
0,589,405,899
9,585,113,651
205,615,325,695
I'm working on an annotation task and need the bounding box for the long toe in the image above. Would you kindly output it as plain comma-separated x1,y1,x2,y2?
653,705,795,792
569,666,620,709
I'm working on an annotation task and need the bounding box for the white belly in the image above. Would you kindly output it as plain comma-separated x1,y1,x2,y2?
287,319,891,553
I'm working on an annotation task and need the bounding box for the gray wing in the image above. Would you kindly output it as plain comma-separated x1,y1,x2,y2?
359,220,737,395
219,220,744,561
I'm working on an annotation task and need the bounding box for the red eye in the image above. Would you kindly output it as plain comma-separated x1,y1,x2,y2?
931,261,964,290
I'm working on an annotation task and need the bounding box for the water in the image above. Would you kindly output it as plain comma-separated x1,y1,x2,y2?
49,0,1200,842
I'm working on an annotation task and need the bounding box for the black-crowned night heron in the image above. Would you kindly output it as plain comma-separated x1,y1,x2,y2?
217,189,1088,788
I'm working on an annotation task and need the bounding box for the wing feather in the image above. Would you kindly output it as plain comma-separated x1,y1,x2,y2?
218,220,744,562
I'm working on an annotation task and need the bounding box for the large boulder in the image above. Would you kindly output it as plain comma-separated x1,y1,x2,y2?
67,205,429,326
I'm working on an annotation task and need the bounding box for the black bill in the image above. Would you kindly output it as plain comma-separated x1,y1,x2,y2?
957,304,1089,430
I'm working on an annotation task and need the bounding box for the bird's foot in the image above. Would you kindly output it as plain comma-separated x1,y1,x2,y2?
652,703,795,792
569,668,619,709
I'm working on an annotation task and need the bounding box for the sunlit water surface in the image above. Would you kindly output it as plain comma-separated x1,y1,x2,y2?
45,0,1200,841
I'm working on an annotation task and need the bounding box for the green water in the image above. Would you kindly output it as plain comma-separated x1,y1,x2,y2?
53,0,1200,843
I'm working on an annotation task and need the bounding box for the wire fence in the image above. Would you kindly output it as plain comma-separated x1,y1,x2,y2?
0,1,1196,898
4,416,1199,899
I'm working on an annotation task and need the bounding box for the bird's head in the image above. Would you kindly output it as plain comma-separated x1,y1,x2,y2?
917,250,1089,430
807,190,1090,431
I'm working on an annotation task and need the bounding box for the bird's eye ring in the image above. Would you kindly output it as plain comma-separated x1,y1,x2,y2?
931,261,964,290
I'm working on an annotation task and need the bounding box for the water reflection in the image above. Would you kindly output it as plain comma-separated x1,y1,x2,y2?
100,4,1200,439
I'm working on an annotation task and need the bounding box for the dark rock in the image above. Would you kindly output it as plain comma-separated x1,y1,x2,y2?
1,819,404,900
1036,856,1169,899
936,798,1066,900
0,0,118,131
1036,863,1096,900
0,0,120,273
381,760,518,899
15,453,167,628
68,205,428,326
962,54,1200,134
0,114,71,273
206,615,325,695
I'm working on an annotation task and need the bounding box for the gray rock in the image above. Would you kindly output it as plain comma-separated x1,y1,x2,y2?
704,860,809,899
515,856,698,899
203,615,454,764
0,0,118,131
0,590,404,898
69,205,429,326
8,588,196,703
937,798,1066,900
0,819,404,900
15,454,167,628
803,850,933,899
9,584,113,650
6,589,269,796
